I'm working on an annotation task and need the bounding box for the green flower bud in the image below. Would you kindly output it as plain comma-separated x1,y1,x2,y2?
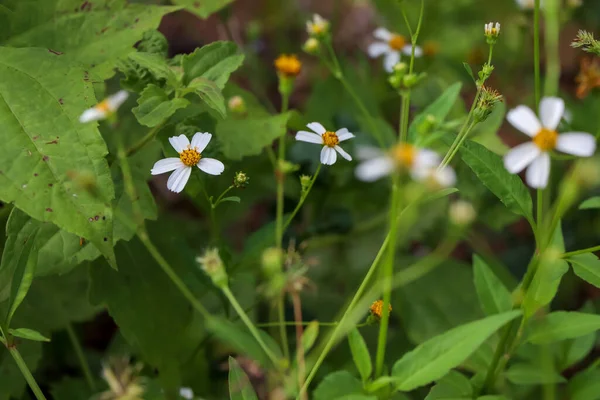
228,96,247,114
197,248,228,288
303,38,320,55
262,247,283,277
233,171,250,188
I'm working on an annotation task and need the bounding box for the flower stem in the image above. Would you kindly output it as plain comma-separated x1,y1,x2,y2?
283,164,322,231
125,121,166,158
66,323,96,391
562,245,600,258
543,0,561,98
534,0,541,108
8,346,47,400
536,188,544,238
291,291,307,400
277,297,290,362
439,119,478,169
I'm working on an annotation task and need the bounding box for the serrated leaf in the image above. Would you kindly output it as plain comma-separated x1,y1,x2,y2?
473,255,512,316
391,311,521,391
128,52,179,87
425,370,472,400
0,46,116,266
188,78,226,118
228,356,258,400
348,329,372,383
174,0,235,19
8,328,50,342
301,321,319,353
410,82,462,144
0,341,42,400
313,371,363,400
527,311,600,344
133,84,189,127
504,362,566,385
463,63,476,83
568,253,600,288
460,140,533,223
568,368,600,400
1,0,179,79
182,41,244,88
579,196,600,209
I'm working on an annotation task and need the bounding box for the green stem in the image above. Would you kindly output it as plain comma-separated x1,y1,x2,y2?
536,188,544,239
562,245,600,258
283,164,322,231
256,321,368,328
278,297,290,362
66,324,96,391
534,0,541,108
222,286,281,368
542,344,556,400
125,121,166,158
8,346,47,400
214,185,235,207
543,0,561,98
439,119,478,169
482,322,513,391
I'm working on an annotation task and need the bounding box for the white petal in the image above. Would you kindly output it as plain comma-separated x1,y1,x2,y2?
336,128,355,142
402,44,423,57
368,42,390,58
503,142,540,174
320,146,337,165
507,105,542,137
356,146,384,160
198,158,225,175
414,149,441,170
179,388,194,400
435,166,457,187
307,122,326,135
556,132,597,157
334,145,352,161
525,153,550,189
151,157,184,175
169,134,190,153
191,132,212,152
107,90,129,111
374,27,392,41
296,131,323,144
355,157,394,181
539,97,564,130
79,108,106,123
167,166,192,193
383,51,401,73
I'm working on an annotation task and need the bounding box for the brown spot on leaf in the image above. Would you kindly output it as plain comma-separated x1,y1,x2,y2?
94,215,99,221
48,183,53,187
42,156,49,162
88,217,94,222
46,139,59,145
103,237,108,241
33,135,39,141
34,173,38,177
80,1,92,11
58,98,64,105
46,208,53,212
48,49,63,55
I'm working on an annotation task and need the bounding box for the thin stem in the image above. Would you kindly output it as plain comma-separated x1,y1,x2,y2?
536,188,544,240
256,321,368,328
439,119,478,169
543,0,561,98
291,291,307,400
283,164,322,231
562,245,600,258
66,323,96,391
125,122,166,158
8,347,47,400
534,0,541,108
482,322,513,391
222,286,281,368
277,297,290,361
214,185,235,207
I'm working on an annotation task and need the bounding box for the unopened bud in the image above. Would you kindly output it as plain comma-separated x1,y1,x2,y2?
197,248,228,288
306,14,330,37
262,247,283,277
402,72,426,89
233,171,249,188
417,114,437,136
303,38,320,55
279,160,300,175
228,96,246,114
484,22,501,44
393,62,408,73
300,175,312,194
477,63,495,86
449,200,477,226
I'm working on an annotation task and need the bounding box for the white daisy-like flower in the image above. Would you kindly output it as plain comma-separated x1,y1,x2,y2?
151,132,224,193
484,22,501,37
79,90,129,123
367,28,422,73
306,14,329,36
503,97,596,189
295,122,354,165
355,144,456,187
179,387,194,399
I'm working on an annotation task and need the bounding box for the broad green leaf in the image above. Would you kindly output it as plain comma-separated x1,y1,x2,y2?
313,371,363,400
568,368,600,400
1,0,179,79
133,84,190,127
504,362,566,385
182,41,244,88
425,371,472,400
568,253,600,288
473,255,512,316
557,304,596,370
410,82,462,144
302,321,319,353
528,311,600,344
228,357,258,400
579,196,600,209
216,113,291,160
0,341,42,400
173,0,235,19
460,140,533,222
188,78,226,118
391,311,521,391
0,46,115,265
348,329,372,383
8,328,50,342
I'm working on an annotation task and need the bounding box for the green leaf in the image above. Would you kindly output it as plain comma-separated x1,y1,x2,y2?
1,0,180,79
0,341,42,400
228,356,258,400
559,332,596,370
51,377,97,400
335,396,377,400
302,321,319,353
188,78,226,118
221,196,241,204
425,371,472,400
0,46,116,266
470,102,509,155
569,368,600,400
8,328,50,342
410,82,462,143
568,253,600,288
459,139,533,222
348,329,372,383
463,63,476,83
313,371,363,400
182,41,244,88
364,376,398,393
504,362,566,385
473,255,512,316
133,84,189,127
391,311,521,391
579,196,600,209
217,113,291,160
527,311,600,344
173,0,235,19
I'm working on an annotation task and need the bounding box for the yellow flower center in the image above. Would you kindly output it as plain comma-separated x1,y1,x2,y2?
311,23,324,34
322,131,339,147
388,34,407,51
370,300,392,319
391,144,416,167
533,128,558,151
275,55,302,77
96,99,111,113
179,147,201,166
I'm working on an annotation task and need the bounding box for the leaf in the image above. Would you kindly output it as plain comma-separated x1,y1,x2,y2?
559,332,596,370
221,196,241,204
1,0,180,79
473,255,512,316
8,328,50,342
173,0,235,19
188,78,226,118
471,102,509,155
579,196,600,209
133,84,190,127
182,41,245,88
0,341,42,400
425,371,472,400
302,321,319,353
228,357,258,400
504,362,566,385
335,396,377,400
568,253,600,288
568,368,600,400
313,371,363,400
459,140,533,222
463,63,476,83
409,82,462,143
348,329,372,383
527,311,600,344
216,113,291,160
391,311,521,391
128,52,178,85
0,46,116,266
50,377,97,400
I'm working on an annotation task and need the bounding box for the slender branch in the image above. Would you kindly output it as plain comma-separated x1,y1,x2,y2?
8,346,47,400
66,323,96,391
291,291,307,400
562,245,600,258
534,0,541,108
283,164,322,231
125,121,166,158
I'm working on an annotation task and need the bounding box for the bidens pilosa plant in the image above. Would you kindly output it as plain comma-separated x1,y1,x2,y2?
1,0,600,400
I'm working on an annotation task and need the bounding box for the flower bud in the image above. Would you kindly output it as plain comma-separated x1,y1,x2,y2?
233,171,250,188
227,96,246,114
477,63,495,87
300,175,312,194
262,247,283,277
306,14,330,37
303,38,320,55
484,22,501,44
197,248,228,288
449,200,477,226
417,114,437,136
369,300,392,321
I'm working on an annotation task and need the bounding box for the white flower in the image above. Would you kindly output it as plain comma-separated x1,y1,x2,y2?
151,132,224,193
368,28,422,73
355,144,456,187
306,14,329,36
484,22,501,37
295,122,354,165
179,387,194,399
79,90,129,123
503,97,596,189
